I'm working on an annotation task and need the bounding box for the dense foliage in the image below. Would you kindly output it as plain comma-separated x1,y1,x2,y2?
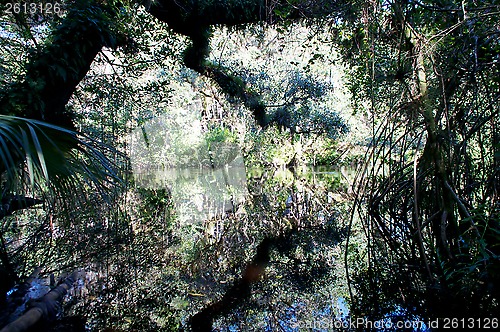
336,0,500,321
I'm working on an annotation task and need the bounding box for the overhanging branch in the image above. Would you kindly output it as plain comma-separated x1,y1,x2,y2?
146,0,346,128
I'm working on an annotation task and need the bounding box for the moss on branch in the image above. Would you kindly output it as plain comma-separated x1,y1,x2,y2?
0,0,129,129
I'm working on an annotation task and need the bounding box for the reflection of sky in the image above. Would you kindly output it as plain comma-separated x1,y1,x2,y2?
226,298,350,332
226,298,430,331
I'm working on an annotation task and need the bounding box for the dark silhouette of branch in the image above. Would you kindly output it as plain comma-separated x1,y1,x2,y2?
0,195,43,220
189,237,273,331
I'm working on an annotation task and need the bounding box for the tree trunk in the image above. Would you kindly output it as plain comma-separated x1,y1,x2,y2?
0,0,125,129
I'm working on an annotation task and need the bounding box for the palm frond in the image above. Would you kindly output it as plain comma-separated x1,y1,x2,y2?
0,115,123,202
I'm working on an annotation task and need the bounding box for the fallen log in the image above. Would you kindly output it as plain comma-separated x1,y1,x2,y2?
0,267,43,326
0,270,84,332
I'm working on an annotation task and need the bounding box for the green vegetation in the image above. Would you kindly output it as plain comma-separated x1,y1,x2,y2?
0,0,498,331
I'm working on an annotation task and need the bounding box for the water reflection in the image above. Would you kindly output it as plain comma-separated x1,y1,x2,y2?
134,157,248,224
122,112,357,331
133,164,353,225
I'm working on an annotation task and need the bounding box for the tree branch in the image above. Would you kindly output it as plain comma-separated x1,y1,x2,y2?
0,0,128,129
146,0,346,128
